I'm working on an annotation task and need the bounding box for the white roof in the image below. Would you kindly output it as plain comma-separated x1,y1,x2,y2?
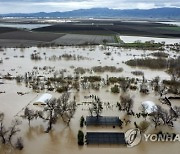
142,101,157,114
33,93,52,105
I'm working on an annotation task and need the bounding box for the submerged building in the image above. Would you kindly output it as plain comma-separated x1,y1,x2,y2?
141,101,157,114
33,93,52,105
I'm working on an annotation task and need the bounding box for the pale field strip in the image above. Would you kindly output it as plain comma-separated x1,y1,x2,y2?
52,34,115,45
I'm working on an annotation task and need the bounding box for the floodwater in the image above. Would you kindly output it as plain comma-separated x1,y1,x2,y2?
0,44,180,154
0,23,51,30
120,35,180,44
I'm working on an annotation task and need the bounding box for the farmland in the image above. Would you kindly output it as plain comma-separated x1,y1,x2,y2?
52,34,115,45
33,20,180,38
0,19,180,47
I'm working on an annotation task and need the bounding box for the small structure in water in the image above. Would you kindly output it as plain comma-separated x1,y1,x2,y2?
140,83,149,94
86,132,126,145
33,93,52,105
86,116,123,127
141,101,157,114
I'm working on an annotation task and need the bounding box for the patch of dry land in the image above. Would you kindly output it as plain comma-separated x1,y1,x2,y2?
0,36,180,154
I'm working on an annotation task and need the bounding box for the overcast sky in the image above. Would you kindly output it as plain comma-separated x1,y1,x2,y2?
0,0,179,14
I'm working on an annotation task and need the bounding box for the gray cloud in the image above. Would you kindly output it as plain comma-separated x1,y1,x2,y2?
0,0,179,13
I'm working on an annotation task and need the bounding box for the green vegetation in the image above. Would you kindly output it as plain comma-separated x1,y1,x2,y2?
74,67,88,74
114,35,124,44
121,41,164,50
163,80,180,86
131,71,144,76
104,52,111,56
30,53,42,60
125,58,167,69
82,76,101,82
129,85,138,90
108,77,126,84
80,116,85,127
111,85,120,93
92,66,123,73
118,94,134,115
78,130,84,145
56,86,68,93
158,26,180,32
150,52,169,58
49,77,66,83
138,121,150,133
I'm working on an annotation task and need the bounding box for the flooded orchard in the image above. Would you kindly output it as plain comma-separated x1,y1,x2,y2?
0,43,180,154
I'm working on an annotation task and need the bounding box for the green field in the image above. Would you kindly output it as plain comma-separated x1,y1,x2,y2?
157,26,180,32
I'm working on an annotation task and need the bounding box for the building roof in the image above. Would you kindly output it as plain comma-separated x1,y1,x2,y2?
33,93,52,105
142,101,157,114
86,132,126,145
86,116,121,126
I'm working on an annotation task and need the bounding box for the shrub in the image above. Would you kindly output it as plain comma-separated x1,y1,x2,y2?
15,137,24,150
104,52,111,56
125,58,167,69
108,77,125,84
30,53,42,60
80,116,85,127
92,66,123,73
111,85,120,93
150,52,169,58
82,76,101,82
131,71,144,76
56,86,68,93
129,85,137,90
78,130,84,145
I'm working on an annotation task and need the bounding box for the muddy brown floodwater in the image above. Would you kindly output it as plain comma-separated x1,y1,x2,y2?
0,44,180,154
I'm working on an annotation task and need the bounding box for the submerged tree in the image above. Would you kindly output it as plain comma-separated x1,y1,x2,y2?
15,137,24,150
0,113,22,148
77,130,84,145
150,105,179,128
38,92,76,132
119,94,134,115
90,96,103,118
0,113,7,144
24,107,36,127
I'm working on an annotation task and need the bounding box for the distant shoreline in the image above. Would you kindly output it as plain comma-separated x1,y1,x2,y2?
0,20,180,48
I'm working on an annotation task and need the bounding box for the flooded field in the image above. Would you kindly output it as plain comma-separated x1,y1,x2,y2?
120,35,180,44
0,23,51,30
0,43,180,154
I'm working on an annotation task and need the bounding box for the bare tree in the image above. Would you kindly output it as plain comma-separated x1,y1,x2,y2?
38,92,76,132
150,105,162,128
38,98,59,132
150,105,179,128
120,94,134,114
8,119,21,145
88,107,93,116
140,104,148,120
24,107,36,127
0,113,21,145
90,96,103,118
15,137,24,150
0,113,8,144
56,92,76,125
120,80,130,92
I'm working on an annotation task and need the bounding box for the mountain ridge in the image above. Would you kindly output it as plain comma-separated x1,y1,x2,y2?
1,8,180,19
